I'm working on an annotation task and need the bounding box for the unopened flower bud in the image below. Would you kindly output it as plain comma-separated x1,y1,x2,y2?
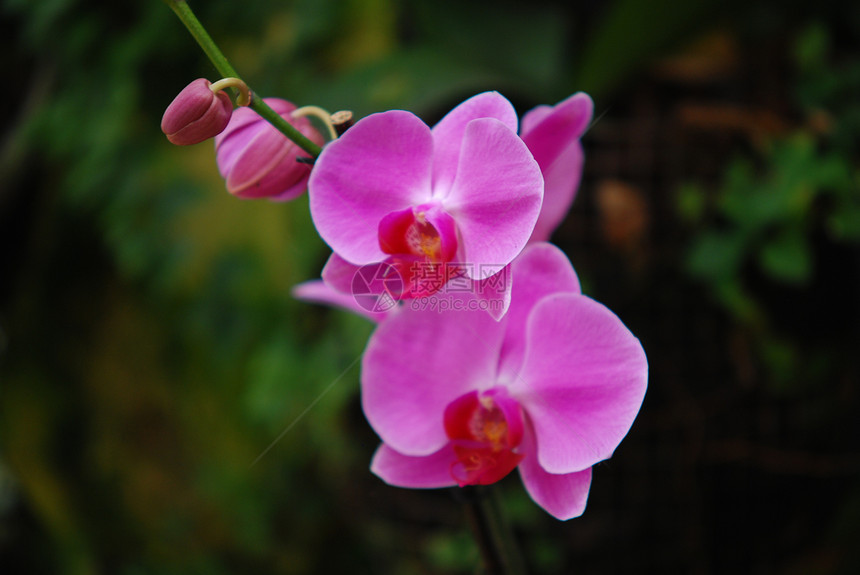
215,98,325,201
161,78,233,145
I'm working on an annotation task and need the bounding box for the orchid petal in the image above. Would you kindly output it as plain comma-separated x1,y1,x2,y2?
239,144,311,199
309,111,434,264
444,118,543,277
470,264,512,321
371,443,458,488
361,294,506,456
519,105,553,135
521,92,594,241
319,253,404,316
520,93,592,169
528,140,584,242
223,123,292,195
514,293,647,474
215,99,317,199
518,425,592,520
291,280,389,322
431,92,518,196
321,252,361,295
521,93,592,242
498,243,580,381
215,99,295,167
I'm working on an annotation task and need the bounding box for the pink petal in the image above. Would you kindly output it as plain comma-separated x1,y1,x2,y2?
291,280,389,322
236,143,312,199
361,293,507,456
443,118,543,277
214,99,298,180
513,293,647,474
321,252,361,294
518,425,592,520
470,264,513,321
370,443,458,488
520,92,592,170
528,141,583,242
322,253,406,313
521,93,592,243
520,105,553,134
223,122,293,195
309,110,434,264
431,92,518,196
498,243,580,381
214,121,255,179
217,99,296,144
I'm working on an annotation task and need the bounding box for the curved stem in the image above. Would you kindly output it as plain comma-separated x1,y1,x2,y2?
209,77,251,106
292,106,338,142
458,486,527,575
163,0,322,158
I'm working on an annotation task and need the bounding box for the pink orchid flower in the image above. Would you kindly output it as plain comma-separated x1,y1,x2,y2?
302,91,593,319
215,98,324,201
360,243,648,520
521,92,593,243
308,92,544,307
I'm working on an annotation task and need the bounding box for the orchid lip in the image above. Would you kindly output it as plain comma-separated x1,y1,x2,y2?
376,203,460,298
443,387,525,486
378,203,458,263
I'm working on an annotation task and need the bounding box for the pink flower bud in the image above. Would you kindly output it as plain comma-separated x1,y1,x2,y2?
161,78,233,146
214,98,325,201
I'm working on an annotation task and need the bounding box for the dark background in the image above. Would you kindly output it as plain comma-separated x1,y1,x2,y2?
2,0,859,573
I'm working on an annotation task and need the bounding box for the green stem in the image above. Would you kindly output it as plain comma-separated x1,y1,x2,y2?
163,0,322,158
459,486,527,575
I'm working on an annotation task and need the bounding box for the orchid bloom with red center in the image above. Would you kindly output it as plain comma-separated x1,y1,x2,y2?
360,243,648,520
521,92,593,244
215,98,324,201
299,91,593,318
308,92,544,312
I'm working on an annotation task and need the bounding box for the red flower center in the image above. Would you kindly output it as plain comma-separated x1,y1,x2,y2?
378,204,460,298
443,388,525,486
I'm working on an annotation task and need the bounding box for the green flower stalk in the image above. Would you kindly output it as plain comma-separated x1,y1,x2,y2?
162,0,322,158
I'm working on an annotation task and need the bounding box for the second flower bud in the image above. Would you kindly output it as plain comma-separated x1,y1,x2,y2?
215,98,325,201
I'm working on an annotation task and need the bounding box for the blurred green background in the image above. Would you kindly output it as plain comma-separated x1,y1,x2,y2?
2,0,860,573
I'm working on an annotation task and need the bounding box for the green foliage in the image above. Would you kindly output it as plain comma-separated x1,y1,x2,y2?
685,133,853,288
681,22,860,392
424,530,477,573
